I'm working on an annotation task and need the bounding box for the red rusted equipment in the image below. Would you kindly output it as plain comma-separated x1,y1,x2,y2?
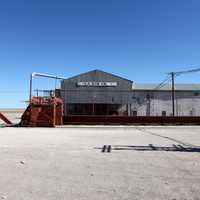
20,96,63,127
0,112,12,125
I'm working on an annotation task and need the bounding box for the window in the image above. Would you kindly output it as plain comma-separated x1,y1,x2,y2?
146,94,150,100
190,108,195,116
132,110,137,116
162,111,166,116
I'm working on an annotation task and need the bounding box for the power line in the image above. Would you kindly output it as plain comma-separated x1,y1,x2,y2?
153,75,171,90
169,67,200,76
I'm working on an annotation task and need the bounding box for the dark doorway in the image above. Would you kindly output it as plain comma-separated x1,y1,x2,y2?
67,103,121,116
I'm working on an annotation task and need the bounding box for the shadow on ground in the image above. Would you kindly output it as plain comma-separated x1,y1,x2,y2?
97,144,200,153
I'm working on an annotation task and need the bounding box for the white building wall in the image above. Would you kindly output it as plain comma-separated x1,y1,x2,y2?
129,91,200,116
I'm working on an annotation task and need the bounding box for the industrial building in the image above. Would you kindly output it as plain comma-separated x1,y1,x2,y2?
60,69,200,117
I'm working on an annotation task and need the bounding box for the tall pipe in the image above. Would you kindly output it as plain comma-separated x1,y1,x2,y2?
29,72,66,102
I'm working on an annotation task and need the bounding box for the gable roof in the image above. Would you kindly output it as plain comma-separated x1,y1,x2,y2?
64,69,133,83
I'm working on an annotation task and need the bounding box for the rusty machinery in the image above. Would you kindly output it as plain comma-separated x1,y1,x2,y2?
20,96,63,127
20,72,66,127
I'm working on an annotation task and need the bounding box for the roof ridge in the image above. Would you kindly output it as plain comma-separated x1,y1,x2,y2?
63,69,133,82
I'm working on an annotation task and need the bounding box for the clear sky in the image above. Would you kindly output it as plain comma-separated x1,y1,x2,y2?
1,0,200,108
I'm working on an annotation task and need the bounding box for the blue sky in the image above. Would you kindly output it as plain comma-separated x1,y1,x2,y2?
1,0,200,108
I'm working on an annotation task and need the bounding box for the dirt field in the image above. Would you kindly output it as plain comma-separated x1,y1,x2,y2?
0,125,200,200
0,109,23,125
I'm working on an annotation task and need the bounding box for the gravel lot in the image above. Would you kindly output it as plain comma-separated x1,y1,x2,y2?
0,126,200,200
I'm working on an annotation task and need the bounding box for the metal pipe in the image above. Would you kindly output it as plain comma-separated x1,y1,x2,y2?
29,73,33,102
31,72,66,80
29,72,67,102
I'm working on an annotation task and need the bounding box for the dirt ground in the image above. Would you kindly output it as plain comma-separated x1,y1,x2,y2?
0,125,200,200
0,109,23,125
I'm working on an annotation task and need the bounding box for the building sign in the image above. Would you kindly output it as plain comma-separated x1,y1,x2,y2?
77,81,117,87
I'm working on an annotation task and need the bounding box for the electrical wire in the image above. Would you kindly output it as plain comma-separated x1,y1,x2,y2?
171,67,200,77
153,75,171,90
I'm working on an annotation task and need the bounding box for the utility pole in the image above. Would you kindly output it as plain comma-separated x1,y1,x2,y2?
167,67,200,116
170,72,175,117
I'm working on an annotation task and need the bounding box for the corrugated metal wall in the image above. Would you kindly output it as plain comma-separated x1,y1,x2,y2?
60,70,200,116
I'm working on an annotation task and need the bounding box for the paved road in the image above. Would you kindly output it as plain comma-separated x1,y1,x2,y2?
0,126,200,200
